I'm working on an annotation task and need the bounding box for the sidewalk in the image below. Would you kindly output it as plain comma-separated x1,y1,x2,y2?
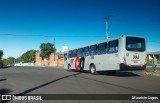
145,66,160,76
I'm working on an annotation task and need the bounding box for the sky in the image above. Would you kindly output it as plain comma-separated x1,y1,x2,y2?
0,0,160,58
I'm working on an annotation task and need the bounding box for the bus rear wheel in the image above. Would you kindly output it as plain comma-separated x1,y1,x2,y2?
90,64,97,75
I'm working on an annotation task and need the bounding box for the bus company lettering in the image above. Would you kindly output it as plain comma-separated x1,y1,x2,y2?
133,55,139,59
12,95,42,100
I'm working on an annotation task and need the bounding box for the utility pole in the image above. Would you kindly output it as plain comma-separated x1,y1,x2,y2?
53,38,56,67
105,15,112,39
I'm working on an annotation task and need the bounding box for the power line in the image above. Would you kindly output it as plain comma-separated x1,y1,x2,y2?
0,34,44,37
0,34,105,38
1,34,159,42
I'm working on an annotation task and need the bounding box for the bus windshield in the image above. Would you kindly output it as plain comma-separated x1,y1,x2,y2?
126,37,145,52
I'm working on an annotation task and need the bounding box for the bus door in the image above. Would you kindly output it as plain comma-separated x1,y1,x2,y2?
107,40,119,70
97,42,108,70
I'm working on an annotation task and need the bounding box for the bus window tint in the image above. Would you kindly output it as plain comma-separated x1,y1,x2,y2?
126,37,145,52
89,45,97,55
84,47,89,56
108,40,118,53
72,49,77,57
68,50,72,58
97,42,107,54
77,48,83,57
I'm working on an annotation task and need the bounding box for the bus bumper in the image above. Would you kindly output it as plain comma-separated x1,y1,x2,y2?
120,63,147,71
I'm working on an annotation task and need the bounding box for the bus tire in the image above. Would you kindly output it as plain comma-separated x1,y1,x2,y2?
142,65,146,70
80,57,85,71
90,64,97,75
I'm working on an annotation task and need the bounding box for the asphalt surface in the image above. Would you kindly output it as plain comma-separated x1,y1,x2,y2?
0,66,160,103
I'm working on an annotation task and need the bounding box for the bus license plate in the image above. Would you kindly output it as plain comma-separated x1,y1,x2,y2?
133,61,138,63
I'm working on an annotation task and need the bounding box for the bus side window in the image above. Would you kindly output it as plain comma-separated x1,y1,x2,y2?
72,49,77,57
68,50,72,58
97,42,107,55
77,48,80,57
81,48,84,57
75,49,77,57
89,45,97,55
107,40,118,53
77,48,84,57
84,47,89,56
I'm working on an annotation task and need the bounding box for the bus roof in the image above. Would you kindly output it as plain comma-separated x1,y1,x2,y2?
68,35,145,51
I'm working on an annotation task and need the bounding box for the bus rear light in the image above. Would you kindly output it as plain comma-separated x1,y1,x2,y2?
75,57,80,70
123,56,126,64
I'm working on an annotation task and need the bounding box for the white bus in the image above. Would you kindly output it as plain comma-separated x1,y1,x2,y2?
64,35,147,74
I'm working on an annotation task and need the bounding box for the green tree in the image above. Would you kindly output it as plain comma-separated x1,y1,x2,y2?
0,60,3,67
19,50,37,63
0,50,3,59
3,57,15,66
40,42,56,60
0,50,3,67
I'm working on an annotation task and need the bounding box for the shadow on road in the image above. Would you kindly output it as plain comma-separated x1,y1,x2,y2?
83,71,140,77
110,71,140,77
0,79,7,82
16,72,81,96
0,66,13,69
1,72,81,102
75,74,154,94
0,88,12,95
0,89,12,103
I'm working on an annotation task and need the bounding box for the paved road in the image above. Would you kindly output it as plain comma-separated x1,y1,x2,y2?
0,66,160,103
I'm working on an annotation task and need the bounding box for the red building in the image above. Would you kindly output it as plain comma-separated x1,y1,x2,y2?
35,52,64,67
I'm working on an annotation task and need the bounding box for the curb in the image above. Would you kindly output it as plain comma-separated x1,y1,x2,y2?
144,72,160,76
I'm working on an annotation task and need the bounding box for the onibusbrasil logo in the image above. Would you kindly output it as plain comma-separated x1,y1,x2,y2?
2,95,42,101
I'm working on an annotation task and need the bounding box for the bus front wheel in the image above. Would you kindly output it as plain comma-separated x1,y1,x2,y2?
90,64,97,75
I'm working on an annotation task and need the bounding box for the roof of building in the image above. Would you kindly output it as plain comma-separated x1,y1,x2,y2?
147,52,160,55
